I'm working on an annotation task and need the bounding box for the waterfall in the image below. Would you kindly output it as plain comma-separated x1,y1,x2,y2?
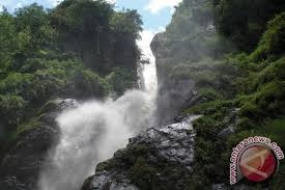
138,30,158,95
38,31,158,190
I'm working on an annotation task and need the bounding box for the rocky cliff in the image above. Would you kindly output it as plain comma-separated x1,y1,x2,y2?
81,116,199,190
0,99,78,190
150,0,236,126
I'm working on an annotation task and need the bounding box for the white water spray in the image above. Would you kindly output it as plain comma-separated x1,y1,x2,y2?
39,31,158,190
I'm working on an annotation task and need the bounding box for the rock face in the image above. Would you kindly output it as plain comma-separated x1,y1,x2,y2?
150,32,205,126
82,172,139,190
0,99,78,190
212,183,269,190
154,78,197,126
81,116,199,190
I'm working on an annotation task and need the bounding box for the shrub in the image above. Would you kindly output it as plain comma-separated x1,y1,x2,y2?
128,157,157,190
0,95,27,126
255,81,285,115
72,69,110,98
199,87,222,101
255,58,285,86
106,67,137,96
250,12,285,61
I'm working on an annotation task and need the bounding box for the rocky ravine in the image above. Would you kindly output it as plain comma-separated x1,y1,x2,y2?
0,99,78,190
81,116,200,190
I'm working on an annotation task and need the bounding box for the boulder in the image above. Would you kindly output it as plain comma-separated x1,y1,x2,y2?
81,116,200,190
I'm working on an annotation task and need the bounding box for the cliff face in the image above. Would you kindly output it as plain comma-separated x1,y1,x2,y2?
150,33,196,126
150,0,235,125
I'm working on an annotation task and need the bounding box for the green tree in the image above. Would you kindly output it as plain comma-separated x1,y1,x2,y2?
215,0,285,51
111,10,143,39
15,3,55,51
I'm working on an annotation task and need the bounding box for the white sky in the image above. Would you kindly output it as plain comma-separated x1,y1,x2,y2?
145,0,182,14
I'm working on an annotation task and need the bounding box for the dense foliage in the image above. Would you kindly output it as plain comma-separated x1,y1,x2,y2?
144,0,285,189
215,0,285,52
185,5,285,190
0,0,142,156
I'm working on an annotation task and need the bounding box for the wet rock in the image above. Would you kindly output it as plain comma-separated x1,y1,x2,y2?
82,171,138,190
212,183,269,190
218,108,239,138
81,116,199,190
218,125,235,139
130,116,199,166
154,79,196,126
55,98,79,110
212,184,227,190
0,99,79,190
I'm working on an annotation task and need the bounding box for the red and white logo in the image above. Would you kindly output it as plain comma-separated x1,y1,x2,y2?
230,136,284,185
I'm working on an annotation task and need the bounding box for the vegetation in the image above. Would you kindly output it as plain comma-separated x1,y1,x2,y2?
147,0,285,189
215,0,285,52
0,0,143,156
184,6,285,190
1,0,285,189
80,0,285,189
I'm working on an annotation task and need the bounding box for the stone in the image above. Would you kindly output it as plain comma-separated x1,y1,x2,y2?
81,116,200,190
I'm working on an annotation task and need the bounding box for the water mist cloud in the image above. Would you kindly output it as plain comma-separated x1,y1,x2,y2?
38,90,155,190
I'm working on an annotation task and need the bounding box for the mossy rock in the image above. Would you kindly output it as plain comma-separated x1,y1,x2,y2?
39,100,59,115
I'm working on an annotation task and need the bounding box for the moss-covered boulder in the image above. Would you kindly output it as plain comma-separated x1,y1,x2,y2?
81,116,200,190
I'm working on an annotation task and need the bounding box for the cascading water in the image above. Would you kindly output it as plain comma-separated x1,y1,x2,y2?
38,32,158,190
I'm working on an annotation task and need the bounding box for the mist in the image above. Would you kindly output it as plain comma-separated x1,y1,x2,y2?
38,89,156,190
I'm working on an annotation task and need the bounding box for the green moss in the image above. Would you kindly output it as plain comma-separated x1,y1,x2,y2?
39,99,58,114
148,2,285,189
235,117,256,131
0,116,42,153
193,116,217,132
128,156,157,190
198,87,222,101
13,118,41,139
238,102,265,120
96,159,116,172
261,118,285,149
191,114,229,188
187,173,211,190
227,130,261,150
234,94,256,107
0,95,28,126
256,81,285,114
183,100,233,115
250,12,285,61
128,144,149,155
255,58,285,87
235,80,285,124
